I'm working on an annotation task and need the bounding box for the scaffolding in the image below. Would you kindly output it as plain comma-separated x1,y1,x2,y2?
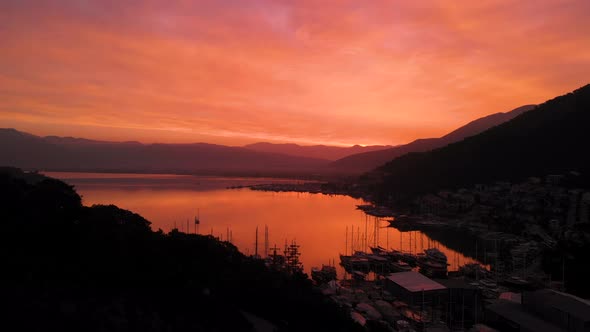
283,240,303,274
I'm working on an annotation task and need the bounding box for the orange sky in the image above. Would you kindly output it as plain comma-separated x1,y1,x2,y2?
1,0,589,146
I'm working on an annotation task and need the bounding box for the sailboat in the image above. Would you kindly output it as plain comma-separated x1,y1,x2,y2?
194,208,201,234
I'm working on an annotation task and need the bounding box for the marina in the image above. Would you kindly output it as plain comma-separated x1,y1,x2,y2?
30,171,590,331
42,172,574,330
46,172,485,277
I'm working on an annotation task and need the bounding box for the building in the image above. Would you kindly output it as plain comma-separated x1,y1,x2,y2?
436,278,483,330
523,289,590,332
385,272,447,307
485,289,590,332
385,272,448,326
486,300,564,332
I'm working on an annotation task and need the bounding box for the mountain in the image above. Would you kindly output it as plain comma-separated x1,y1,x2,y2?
330,104,536,174
371,84,590,200
243,142,392,161
0,129,329,176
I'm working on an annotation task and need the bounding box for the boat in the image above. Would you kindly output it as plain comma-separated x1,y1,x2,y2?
417,253,448,278
352,270,367,281
391,260,412,272
340,254,370,272
311,264,337,284
418,259,447,271
479,279,497,288
369,246,403,261
400,252,418,266
339,254,351,266
459,263,489,279
369,246,388,255
424,248,448,265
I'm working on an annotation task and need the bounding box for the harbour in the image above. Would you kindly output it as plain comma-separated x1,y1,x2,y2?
45,172,484,277
42,171,589,331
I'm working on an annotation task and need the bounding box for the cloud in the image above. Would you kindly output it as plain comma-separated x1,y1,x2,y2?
1,0,589,146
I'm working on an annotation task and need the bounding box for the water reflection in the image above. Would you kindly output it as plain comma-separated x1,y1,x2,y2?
45,172,483,277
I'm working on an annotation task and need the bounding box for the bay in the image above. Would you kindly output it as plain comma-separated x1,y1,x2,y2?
45,172,482,276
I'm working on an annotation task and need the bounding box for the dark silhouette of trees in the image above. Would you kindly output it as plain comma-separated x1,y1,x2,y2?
0,168,359,332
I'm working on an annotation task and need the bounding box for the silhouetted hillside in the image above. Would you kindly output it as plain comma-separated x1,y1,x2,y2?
0,167,359,331
331,105,536,174
244,142,392,161
0,129,330,176
370,85,590,202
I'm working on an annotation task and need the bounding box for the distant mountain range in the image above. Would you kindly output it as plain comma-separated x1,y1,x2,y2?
370,84,590,201
0,129,328,176
329,104,536,174
0,103,537,177
244,142,392,161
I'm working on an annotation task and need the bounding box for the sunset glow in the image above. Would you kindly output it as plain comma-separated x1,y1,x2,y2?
1,0,589,146
45,172,482,275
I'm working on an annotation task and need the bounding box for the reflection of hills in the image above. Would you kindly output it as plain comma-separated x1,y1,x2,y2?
46,173,304,192
0,129,329,175
330,104,536,174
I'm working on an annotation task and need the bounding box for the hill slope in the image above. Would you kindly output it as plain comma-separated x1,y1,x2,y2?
0,129,329,175
244,142,392,161
331,105,536,174
371,84,590,200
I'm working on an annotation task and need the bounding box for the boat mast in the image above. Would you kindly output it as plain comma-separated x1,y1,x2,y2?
386,224,389,249
255,226,259,257
365,214,368,252
351,225,354,253
345,226,348,256
195,208,200,234
264,225,269,258
357,226,360,253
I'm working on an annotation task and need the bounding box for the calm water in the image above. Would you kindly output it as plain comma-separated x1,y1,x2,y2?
45,172,482,276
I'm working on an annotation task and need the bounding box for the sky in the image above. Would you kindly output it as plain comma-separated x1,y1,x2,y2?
1,0,589,147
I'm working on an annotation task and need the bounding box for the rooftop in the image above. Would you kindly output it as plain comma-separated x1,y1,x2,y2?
487,300,564,332
526,289,590,320
387,271,446,292
434,277,478,290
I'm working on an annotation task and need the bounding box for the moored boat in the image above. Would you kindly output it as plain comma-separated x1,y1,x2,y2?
311,264,337,284
391,260,412,272
424,248,448,265
352,270,367,281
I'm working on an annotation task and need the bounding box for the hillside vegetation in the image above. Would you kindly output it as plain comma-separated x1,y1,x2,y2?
0,167,358,332
368,85,590,203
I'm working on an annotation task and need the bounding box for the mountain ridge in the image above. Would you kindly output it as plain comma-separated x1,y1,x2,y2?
0,129,330,176
330,104,536,174
0,104,536,177
370,84,590,201
244,142,392,161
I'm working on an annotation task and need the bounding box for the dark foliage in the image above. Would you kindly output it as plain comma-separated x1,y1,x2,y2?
0,168,358,332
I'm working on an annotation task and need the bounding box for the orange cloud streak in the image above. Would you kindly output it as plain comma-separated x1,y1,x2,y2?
1,0,589,146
